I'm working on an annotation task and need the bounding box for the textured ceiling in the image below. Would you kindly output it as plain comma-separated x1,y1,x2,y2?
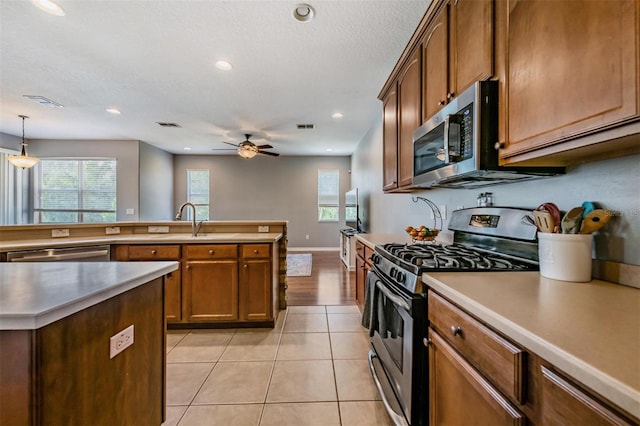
0,0,430,156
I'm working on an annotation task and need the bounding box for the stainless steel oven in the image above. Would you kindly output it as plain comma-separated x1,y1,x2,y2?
363,206,540,426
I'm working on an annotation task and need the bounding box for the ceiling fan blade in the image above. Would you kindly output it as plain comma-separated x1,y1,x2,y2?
256,144,273,149
221,141,239,147
258,150,280,157
211,148,236,151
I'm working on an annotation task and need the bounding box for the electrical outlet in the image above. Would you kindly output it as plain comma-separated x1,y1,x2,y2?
258,225,270,233
105,226,120,235
148,226,170,233
305,234,310,240
110,325,134,359
126,208,135,215
51,228,70,238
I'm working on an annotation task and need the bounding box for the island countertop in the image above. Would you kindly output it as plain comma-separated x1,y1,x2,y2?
424,271,640,420
0,261,179,330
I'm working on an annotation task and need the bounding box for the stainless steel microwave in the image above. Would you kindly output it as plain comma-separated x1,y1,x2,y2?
412,81,563,189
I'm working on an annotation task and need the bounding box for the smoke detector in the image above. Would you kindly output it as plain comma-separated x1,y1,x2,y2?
292,4,315,22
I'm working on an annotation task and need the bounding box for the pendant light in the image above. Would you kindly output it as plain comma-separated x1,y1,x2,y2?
7,115,39,169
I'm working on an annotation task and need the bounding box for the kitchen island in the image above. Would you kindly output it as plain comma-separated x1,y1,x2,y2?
0,261,178,425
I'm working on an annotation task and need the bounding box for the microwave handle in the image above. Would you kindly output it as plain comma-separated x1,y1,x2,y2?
443,114,451,164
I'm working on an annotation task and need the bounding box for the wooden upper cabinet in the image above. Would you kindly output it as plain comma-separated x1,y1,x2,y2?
382,85,399,191
501,0,639,161
422,4,449,122
422,0,493,122
397,47,422,188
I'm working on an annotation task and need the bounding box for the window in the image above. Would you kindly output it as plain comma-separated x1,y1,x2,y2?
34,159,117,223
187,169,210,221
317,169,339,222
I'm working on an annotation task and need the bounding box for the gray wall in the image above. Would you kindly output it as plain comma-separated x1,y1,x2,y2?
139,142,174,220
351,117,640,266
27,139,141,221
173,155,352,248
0,132,22,151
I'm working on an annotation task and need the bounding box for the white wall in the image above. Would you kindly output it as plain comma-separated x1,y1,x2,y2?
139,142,174,221
351,117,640,265
173,154,352,248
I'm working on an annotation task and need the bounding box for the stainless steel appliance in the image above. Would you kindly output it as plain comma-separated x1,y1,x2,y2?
364,207,539,426
7,245,111,262
412,81,563,189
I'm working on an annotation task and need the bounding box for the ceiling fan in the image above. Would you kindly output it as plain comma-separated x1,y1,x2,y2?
212,134,280,158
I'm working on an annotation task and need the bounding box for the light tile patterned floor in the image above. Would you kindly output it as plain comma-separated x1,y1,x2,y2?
163,305,393,426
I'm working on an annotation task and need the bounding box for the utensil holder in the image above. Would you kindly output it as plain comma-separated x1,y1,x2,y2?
537,233,593,282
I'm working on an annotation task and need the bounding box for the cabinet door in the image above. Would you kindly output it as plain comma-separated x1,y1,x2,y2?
165,265,182,322
382,85,399,191
239,259,272,321
184,260,238,322
450,0,493,95
422,3,449,122
429,329,526,426
355,254,367,312
503,0,639,159
540,366,634,426
398,47,422,187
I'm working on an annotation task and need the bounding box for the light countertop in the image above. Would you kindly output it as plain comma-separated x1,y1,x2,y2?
0,233,283,252
354,233,411,249
0,261,179,330
424,271,640,419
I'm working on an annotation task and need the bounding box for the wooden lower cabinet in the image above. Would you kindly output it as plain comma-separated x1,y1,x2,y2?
239,244,272,321
428,328,525,425
355,241,372,312
184,259,239,322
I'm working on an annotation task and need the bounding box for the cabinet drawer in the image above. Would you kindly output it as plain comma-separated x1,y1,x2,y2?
356,241,373,264
428,292,525,404
186,244,237,259
241,244,270,259
127,245,181,260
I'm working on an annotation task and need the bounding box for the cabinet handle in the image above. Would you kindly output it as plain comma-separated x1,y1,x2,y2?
447,92,455,100
494,141,505,150
437,100,445,106
450,325,462,337
151,250,157,255
186,264,190,269
244,264,248,268
423,337,432,347
209,250,214,255
254,249,259,254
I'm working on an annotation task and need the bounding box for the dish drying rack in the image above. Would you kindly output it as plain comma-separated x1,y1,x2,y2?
408,197,443,243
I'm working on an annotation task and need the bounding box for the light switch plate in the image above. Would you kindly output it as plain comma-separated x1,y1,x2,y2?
148,226,170,233
258,225,270,232
105,226,120,235
51,228,70,238
125,208,135,215
110,325,134,359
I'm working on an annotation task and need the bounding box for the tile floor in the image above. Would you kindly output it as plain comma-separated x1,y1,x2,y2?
163,305,393,426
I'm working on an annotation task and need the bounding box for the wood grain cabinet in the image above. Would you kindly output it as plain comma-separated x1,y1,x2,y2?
114,244,182,322
355,240,373,312
498,0,640,163
422,0,493,122
239,244,272,321
397,47,423,189
382,84,399,191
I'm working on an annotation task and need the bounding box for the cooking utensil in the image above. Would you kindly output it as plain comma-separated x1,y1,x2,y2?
560,206,584,234
540,203,561,233
580,209,612,234
533,210,555,233
581,201,595,218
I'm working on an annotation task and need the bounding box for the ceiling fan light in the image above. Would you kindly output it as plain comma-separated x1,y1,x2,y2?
238,145,258,159
7,115,39,169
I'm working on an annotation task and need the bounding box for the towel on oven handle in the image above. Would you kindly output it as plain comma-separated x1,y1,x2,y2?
361,271,403,338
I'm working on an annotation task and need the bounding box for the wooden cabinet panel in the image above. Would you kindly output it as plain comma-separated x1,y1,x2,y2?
185,244,237,259
540,366,635,426
382,85,399,191
429,328,525,426
184,260,238,322
428,292,525,403
355,242,373,313
397,48,422,188
241,244,270,259
165,265,182,322
126,244,180,260
502,0,639,159
239,259,272,321
422,4,449,122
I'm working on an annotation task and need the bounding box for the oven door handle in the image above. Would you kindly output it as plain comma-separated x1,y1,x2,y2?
376,279,411,313
368,350,409,426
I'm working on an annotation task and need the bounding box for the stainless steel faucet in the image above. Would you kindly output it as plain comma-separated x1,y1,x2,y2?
175,202,203,237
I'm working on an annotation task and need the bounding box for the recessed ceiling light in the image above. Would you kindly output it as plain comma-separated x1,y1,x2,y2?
32,0,65,16
332,112,343,119
106,108,121,115
215,60,233,71
326,148,333,152
183,147,192,151
293,3,315,22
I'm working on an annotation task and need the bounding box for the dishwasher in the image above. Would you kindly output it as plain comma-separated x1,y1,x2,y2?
7,245,111,262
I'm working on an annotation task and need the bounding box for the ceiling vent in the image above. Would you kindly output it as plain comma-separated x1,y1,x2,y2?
156,122,181,128
23,95,64,108
296,124,315,129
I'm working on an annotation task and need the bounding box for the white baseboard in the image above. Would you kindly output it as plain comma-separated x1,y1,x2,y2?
287,247,340,252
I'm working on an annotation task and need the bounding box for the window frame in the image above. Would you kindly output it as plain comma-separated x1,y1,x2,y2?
317,168,340,223
186,169,210,221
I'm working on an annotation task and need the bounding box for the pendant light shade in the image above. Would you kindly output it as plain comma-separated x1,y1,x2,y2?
237,143,258,159
7,115,39,169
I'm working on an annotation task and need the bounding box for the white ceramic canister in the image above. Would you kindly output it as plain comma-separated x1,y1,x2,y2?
537,233,594,282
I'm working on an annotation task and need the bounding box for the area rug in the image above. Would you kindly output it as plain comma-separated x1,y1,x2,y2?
286,253,312,277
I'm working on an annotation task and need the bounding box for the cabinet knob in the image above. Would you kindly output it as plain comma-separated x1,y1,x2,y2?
254,249,259,254
423,337,432,347
447,92,455,100
494,141,505,150
186,264,190,269
437,100,445,106
244,264,248,268
209,250,214,255
151,250,157,255
450,326,463,337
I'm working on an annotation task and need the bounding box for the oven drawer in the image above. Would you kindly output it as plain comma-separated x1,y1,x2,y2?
428,291,525,404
